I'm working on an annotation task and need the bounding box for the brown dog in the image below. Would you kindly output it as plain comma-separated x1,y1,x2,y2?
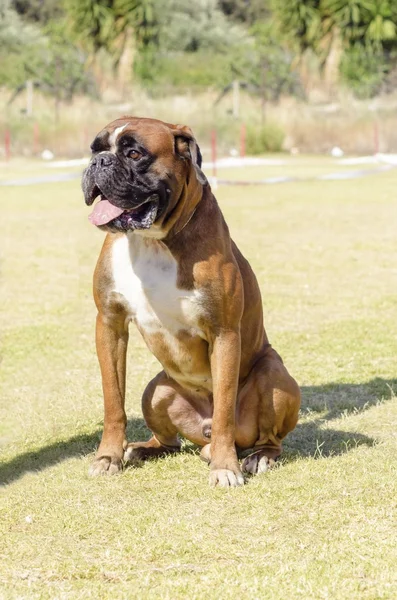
82,116,300,487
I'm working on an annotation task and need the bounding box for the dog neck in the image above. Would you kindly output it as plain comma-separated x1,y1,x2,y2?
163,173,207,240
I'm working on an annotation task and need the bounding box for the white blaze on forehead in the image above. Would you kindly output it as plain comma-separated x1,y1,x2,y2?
108,124,127,153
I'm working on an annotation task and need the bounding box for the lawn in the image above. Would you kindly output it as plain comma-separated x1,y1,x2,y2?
1,159,396,599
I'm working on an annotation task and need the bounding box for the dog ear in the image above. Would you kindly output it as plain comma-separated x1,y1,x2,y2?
172,125,207,185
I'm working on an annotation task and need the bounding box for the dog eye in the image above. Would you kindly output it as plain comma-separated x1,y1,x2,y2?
129,150,142,160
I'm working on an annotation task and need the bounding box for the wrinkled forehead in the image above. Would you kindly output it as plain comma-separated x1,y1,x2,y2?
91,118,175,154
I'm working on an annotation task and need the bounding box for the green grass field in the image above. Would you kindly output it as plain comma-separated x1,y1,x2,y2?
1,159,396,599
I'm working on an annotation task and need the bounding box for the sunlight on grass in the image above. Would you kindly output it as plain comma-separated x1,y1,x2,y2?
1,167,396,599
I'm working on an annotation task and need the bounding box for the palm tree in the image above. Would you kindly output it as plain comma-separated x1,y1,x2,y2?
323,0,397,47
63,0,158,93
63,0,157,63
271,0,397,94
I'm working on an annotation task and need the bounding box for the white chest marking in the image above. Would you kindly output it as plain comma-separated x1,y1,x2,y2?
111,235,204,336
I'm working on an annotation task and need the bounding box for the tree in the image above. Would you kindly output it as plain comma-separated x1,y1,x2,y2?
218,0,270,24
133,0,251,90
322,0,397,48
11,0,63,24
270,0,323,54
270,0,397,96
0,0,95,99
249,20,304,103
271,0,397,54
322,0,397,95
63,0,158,64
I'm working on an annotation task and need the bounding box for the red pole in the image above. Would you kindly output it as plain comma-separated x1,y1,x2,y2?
33,122,39,155
240,123,246,158
5,129,11,161
211,129,217,179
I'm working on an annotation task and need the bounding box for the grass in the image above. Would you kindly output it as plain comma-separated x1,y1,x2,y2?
0,158,84,182
0,154,386,184
0,159,396,599
213,158,389,182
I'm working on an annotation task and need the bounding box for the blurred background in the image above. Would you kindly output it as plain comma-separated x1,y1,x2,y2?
2,0,397,159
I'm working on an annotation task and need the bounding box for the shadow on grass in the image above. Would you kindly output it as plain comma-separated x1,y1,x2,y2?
1,378,395,485
283,377,396,461
300,377,396,420
0,430,100,486
0,418,149,486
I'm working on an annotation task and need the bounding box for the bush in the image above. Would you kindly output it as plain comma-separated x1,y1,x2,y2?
134,47,255,95
340,45,389,99
245,122,285,154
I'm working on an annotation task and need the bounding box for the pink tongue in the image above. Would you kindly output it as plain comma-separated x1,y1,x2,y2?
88,199,125,226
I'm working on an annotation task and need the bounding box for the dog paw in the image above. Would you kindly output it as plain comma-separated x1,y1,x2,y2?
241,452,276,475
209,468,244,488
123,445,149,464
123,441,180,464
88,456,123,476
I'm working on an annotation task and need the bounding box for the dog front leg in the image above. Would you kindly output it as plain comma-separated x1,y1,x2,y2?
208,329,244,488
89,312,129,476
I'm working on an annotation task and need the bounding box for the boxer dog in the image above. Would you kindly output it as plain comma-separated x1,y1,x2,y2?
82,116,300,487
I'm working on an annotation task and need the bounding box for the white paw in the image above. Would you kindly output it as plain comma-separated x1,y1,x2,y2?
241,452,276,475
88,456,122,476
209,468,244,488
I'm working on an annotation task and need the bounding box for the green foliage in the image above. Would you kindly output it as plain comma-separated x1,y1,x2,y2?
245,122,285,154
339,44,388,98
63,0,158,62
157,0,248,53
249,20,304,101
2,0,397,99
134,49,249,92
271,0,397,94
62,0,125,54
40,21,97,101
0,0,94,98
133,0,251,91
272,0,397,52
217,0,270,25
323,0,397,47
11,0,62,23
135,1,302,100
0,0,45,87
322,1,397,94
270,0,323,54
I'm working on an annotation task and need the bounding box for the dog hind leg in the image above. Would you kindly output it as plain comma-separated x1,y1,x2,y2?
237,351,300,475
124,371,212,463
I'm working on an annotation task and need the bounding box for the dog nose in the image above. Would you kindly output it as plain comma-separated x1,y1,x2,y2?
92,152,113,168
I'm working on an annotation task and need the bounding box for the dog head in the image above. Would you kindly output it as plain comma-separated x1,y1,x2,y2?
82,116,206,236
